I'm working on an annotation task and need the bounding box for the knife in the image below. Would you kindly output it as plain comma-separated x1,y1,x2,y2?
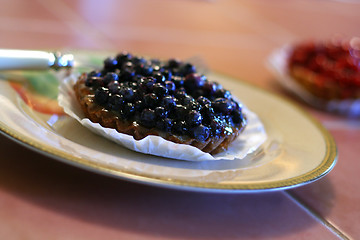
0,49,74,70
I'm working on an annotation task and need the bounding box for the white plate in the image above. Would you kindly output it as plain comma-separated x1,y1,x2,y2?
0,52,337,193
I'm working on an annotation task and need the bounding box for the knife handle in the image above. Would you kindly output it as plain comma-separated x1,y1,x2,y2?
0,49,73,70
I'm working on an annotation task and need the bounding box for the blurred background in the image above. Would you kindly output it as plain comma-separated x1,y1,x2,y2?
1,0,359,90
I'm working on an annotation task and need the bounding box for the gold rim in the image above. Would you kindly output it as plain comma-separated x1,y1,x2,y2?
0,75,337,192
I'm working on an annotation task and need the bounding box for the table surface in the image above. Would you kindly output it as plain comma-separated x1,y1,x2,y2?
0,0,359,239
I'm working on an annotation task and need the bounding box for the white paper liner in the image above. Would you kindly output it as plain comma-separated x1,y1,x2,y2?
58,74,267,161
267,45,360,117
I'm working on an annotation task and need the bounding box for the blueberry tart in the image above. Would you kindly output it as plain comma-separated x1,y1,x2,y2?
73,52,247,155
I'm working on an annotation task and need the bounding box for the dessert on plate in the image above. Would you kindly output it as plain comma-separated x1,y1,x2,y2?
288,38,360,100
73,52,247,155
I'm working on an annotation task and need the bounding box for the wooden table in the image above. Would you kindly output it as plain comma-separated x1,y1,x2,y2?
0,0,359,239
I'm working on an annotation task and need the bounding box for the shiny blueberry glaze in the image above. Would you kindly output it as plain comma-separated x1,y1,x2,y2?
85,52,246,140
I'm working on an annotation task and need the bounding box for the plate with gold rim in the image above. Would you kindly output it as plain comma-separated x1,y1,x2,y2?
0,52,337,193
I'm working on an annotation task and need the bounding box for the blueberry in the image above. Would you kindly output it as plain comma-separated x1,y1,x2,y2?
137,77,148,90
153,83,169,98
143,65,154,76
186,110,202,126
231,99,241,110
184,73,205,91
156,118,173,132
138,77,155,92
95,87,110,104
133,89,143,101
150,58,161,67
172,121,187,135
162,70,172,81
161,95,177,110
84,78,92,87
144,93,159,108
232,110,245,124
140,109,156,128
119,87,135,102
88,70,102,78
215,89,232,99
103,72,119,86
132,74,143,83
123,61,133,69
155,106,168,119
146,81,156,92
153,72,166,83
201,104,215,123
132,56,147,65
108,94,124,110
173,104,188,121
85,76,103,88
134,100,146,112
203,81,217,96
119,68,135,82
116,52,132,67
212,98,235,114
128,82,138,89
209,118,225,136
104,57,118,71
171,68,181,77
108,81,120,94
167,58,182,69
86,71,102,86
182,94,194,106
163,80,175,93
192,89,205,100
100,69,108,76
120,81,130,87
152,67,163,73
174,89,187,101
187,100,202,112
122,103,135,118
214,82,223,91
191,125,210,142
174,78,185,90
197,96,211,106
179,63,196,75
135,63,153,76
